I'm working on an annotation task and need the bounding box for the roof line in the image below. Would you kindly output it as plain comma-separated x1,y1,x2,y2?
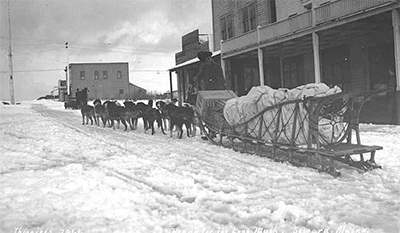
168,50,221,72
69,62,129,65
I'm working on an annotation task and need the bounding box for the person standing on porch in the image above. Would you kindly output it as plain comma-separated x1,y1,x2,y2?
193,51,226,91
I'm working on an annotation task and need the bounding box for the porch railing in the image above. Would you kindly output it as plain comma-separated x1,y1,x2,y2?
315,0,395,25
222,30,258,55
258,11,312,43
221,0,396,55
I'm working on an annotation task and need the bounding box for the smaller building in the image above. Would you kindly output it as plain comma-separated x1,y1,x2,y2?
129,83,147,100
68,62,130,100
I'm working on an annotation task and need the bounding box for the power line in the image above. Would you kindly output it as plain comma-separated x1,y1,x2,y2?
0,36,68,45
129,70,168,72
13,47,63,55
18,53,66,63
0,69,169,74
0,69,63,73
0,36,178,53
70,45,174,54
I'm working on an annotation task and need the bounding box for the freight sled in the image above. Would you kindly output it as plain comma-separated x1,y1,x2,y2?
195,84,385,177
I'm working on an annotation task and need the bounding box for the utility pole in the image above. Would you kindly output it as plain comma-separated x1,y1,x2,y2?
65,42,70,95
7,0,15,104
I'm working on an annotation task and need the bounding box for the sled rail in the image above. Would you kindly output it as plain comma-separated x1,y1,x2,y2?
196,89,386,177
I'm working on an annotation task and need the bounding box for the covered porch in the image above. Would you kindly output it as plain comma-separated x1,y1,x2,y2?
168,51,221,106
223,8,400,124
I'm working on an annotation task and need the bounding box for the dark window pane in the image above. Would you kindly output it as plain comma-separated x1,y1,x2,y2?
221,17,227,40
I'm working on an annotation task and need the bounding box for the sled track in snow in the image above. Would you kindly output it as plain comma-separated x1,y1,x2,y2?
31,105,197,198
31,104,293,197
29,104,313,199
32,104,264,170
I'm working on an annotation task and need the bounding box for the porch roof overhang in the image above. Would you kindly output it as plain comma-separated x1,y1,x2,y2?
226,10,395,60
222,1,399,59
168,50,221,72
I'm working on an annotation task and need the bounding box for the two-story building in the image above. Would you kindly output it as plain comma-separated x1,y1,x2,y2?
212,0,400,124
67,62,142,100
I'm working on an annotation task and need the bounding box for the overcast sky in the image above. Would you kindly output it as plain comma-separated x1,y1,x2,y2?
0,0,212,101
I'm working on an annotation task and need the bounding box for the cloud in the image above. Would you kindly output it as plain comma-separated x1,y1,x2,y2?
0,0,212,100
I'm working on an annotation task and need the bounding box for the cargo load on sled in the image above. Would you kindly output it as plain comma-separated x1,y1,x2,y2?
195,83,384,177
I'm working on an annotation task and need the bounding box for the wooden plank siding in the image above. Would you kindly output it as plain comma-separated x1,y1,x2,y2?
276,0,307,21
212,0,272,51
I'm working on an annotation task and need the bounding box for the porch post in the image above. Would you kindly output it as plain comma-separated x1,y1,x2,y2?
312,3,321,84
392,8,400,124
169,71,173,101
177,71,182,106
280,56,284,87
257,26,265,86
258,49,265,86
393,9,400,91
312,33,321,83
220,40,226,79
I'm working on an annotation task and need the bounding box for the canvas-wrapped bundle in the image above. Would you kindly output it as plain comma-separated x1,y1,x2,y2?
223,83,343,146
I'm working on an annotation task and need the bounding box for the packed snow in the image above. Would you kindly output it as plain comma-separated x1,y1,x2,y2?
0,100,399,233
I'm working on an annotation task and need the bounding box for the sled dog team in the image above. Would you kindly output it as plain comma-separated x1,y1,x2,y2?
78,99,198,139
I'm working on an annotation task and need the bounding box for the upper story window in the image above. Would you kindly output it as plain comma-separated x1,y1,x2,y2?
117,71,122,79
103,71,108,79
221,14,233,41
242,3,256,33
269,0,277,23
94,71,99,80
80,71,85,80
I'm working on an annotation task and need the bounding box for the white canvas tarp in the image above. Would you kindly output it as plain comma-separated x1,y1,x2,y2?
223,83,343,146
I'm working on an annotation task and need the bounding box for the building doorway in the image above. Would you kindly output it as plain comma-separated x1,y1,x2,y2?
282,55,304,88
321,45,351,92
368,43,395,90
231,57,259,96
361,43,397,124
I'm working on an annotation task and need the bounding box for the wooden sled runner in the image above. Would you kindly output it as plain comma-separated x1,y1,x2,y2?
195,89,385,177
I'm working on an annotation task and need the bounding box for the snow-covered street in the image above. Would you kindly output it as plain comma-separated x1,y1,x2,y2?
0,100,399,233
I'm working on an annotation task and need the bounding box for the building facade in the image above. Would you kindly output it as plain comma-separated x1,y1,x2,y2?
68,62,130,100
212,0,400,124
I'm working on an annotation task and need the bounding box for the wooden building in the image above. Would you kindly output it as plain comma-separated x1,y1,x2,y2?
68,62,131,100
212,0,400,124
